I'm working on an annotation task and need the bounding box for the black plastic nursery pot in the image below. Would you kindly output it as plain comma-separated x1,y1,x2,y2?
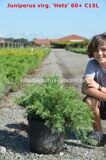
27,116,65,154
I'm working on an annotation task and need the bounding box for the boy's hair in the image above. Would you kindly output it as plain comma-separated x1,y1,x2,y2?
87,33,106,58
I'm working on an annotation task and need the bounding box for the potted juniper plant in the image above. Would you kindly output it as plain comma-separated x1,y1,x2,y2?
16,75,93,154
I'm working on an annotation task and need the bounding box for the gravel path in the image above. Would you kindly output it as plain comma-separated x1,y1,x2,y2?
0,49,106,160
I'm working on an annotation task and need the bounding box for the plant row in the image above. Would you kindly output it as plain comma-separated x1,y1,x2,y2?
0,48,50,96
51,40,89,54
66,47,87,54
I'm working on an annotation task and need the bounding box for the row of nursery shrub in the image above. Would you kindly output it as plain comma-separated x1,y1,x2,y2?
51,40,89,54
51,42,68,48
66,40,89,48
66,47,87,54
66,40,88,54
0,48,50,96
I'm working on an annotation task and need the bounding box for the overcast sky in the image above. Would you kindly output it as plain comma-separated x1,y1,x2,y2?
0,0,106,40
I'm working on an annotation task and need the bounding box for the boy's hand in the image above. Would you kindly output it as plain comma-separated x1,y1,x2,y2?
83,77,99,90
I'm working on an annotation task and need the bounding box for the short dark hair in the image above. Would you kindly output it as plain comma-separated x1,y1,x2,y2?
87,33,106,58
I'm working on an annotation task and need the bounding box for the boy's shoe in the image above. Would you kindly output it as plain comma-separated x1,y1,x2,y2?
87,131,103,146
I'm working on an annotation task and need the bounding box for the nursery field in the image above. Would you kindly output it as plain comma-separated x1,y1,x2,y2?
0,48,50,96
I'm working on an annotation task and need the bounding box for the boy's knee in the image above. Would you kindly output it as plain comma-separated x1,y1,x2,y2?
84,96,93,106
83,96,99,108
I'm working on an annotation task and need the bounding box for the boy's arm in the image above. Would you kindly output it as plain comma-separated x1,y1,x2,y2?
82,77,106,101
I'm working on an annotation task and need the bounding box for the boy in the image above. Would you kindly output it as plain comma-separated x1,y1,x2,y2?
82,33,106,145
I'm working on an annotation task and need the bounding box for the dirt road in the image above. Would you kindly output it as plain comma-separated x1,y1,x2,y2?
24,49,88,91
52,49,88,90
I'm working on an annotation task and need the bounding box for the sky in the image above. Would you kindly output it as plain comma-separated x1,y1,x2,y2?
0,0,106,40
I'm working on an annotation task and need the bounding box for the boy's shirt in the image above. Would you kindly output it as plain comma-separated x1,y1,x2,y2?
84,59,106,86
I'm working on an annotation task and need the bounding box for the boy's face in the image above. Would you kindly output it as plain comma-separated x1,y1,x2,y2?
93,45,106,65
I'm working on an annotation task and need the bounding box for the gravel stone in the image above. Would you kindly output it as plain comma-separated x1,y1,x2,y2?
0,146,6,154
